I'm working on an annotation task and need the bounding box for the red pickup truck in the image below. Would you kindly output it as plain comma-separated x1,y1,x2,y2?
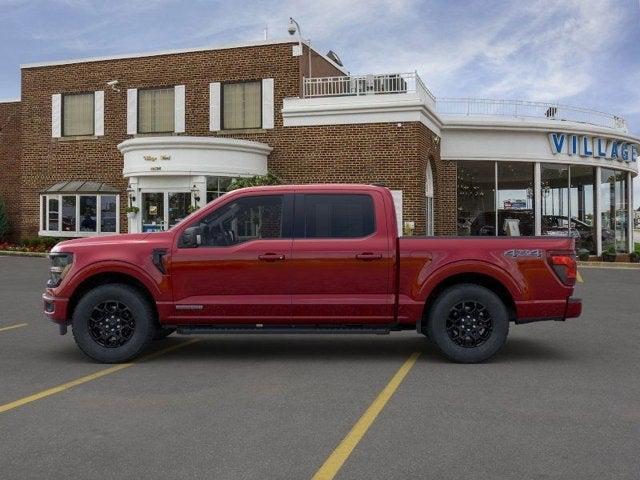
43,184,581,364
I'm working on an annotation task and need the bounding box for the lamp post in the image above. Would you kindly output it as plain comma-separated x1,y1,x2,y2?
288,17,312,79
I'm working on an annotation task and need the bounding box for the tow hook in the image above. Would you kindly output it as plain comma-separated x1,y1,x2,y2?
59,323,68,336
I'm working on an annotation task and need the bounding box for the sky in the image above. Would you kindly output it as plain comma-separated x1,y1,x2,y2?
1,0,639,203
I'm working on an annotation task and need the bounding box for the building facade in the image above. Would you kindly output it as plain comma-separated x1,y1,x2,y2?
0,38,638,254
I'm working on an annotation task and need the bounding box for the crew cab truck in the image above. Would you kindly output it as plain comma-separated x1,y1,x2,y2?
43,184,581,364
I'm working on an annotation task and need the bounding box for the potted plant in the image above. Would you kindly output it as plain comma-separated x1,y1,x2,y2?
602,245,617,262
125,206,139,219
577,248,590,261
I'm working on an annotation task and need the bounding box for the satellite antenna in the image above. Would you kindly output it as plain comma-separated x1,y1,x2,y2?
326,50,343,67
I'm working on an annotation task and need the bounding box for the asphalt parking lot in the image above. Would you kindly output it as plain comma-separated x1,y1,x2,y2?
0,256,638,480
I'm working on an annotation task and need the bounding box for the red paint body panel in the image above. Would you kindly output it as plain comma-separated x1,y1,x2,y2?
43,184,581,328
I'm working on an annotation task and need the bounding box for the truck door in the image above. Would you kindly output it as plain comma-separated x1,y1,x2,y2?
170,193,293,323
289,191,393,324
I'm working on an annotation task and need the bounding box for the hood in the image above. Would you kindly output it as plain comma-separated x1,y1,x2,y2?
51,232,171,252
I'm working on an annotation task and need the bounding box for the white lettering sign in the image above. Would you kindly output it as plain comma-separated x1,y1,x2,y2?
548,132,638,163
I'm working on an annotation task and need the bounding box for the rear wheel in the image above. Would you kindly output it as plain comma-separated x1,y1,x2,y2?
426,284,509,363
71,284,155,363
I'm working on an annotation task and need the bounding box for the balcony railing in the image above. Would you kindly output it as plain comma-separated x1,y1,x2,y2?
436,97,628,132
302,72,436,106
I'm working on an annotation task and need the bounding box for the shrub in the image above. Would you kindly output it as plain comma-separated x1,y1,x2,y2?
227,173,282,191
577,249,590,261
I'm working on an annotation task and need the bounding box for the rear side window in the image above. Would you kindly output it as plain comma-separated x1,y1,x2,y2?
301,194,375,238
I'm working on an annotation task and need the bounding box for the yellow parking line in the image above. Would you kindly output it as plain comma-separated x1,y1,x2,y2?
0,323,28,333
577,272,583,283
0,338,199,415
311,352,421,480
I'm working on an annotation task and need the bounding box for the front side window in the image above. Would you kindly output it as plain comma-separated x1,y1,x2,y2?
195,195,283,247
138,87,175,133
63,92,94,136
223,81,261,130
301,194,375,238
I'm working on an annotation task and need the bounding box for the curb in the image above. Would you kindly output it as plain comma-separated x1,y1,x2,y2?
578,261,640,270
0,250,49,258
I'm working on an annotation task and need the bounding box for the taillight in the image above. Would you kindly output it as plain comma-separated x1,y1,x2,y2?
548,252,577,286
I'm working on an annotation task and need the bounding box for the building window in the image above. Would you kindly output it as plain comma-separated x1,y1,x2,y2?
222,81,261,130
63,92,94,136
601,168,628,253
569,166,596,254
426,162,434,236
138,87,175,133
541,163,570,235
497,162,535,236
457,161,496,236
40,193,119,237
206,176,234,203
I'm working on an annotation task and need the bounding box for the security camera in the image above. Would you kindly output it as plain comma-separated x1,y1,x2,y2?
287,18,297,35
106,80,120,92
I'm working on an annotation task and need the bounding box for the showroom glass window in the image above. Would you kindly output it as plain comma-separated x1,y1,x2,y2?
457,161,496,236
300,194,375,238
40,194,118,236
569,166,596,253
138,87,175,133
222,81,261,130
541,164,569,235
206,176,234,203
601,168,628,253
62,92,94,136
196,195,284,247
497,163,535,236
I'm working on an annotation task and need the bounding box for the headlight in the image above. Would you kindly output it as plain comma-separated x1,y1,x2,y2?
47,252,73,288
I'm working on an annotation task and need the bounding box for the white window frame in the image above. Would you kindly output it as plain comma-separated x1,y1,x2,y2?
39,193,120,237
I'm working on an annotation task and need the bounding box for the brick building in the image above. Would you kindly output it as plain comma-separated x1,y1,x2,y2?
1,38,638,253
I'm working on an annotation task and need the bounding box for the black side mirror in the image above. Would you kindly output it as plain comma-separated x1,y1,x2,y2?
179,226,202,248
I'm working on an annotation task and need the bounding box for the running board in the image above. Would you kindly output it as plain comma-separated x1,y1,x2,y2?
176,325,391,335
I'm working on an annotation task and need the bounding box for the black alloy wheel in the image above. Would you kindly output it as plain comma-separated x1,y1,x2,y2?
88,301,136,348
446,301,493,348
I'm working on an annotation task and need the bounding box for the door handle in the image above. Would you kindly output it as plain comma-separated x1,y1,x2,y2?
258,253,286,262
356,252,382,261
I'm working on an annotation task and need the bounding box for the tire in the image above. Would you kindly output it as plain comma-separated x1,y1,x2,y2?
154,327,176,340
71,284,155,363
426,284,509,363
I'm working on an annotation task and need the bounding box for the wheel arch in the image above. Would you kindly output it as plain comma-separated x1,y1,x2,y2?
421,272,517,333
67,272,159,327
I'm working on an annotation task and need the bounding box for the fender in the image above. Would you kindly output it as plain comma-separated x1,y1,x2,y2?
414,258,524,304
58,260,166,301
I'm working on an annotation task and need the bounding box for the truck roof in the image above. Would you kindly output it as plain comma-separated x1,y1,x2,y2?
231,184,391,194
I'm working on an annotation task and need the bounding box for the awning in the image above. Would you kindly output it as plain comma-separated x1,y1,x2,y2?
41,181,120,194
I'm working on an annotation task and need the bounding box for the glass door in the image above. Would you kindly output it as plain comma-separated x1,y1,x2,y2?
141,191,191,232
168,192,191,228
142,192,165,232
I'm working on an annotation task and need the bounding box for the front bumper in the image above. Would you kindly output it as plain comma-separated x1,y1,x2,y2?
43,293,69,325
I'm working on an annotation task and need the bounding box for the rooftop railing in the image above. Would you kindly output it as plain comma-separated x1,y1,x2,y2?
436,97,628,132
302,72,436,107
301,74,628,132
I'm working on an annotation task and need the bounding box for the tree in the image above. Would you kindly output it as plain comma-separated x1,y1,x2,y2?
227,172,282,192
0,197,9,241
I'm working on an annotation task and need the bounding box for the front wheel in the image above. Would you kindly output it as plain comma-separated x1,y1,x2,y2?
426,284,509,363
71,284,155,363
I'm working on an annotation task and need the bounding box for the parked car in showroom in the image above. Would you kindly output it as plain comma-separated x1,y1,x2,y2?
43,185,581,364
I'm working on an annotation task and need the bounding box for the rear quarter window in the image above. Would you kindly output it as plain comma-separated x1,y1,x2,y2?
301,194,375,238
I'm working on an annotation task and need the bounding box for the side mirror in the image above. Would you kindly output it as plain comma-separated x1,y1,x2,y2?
179,226,202,248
